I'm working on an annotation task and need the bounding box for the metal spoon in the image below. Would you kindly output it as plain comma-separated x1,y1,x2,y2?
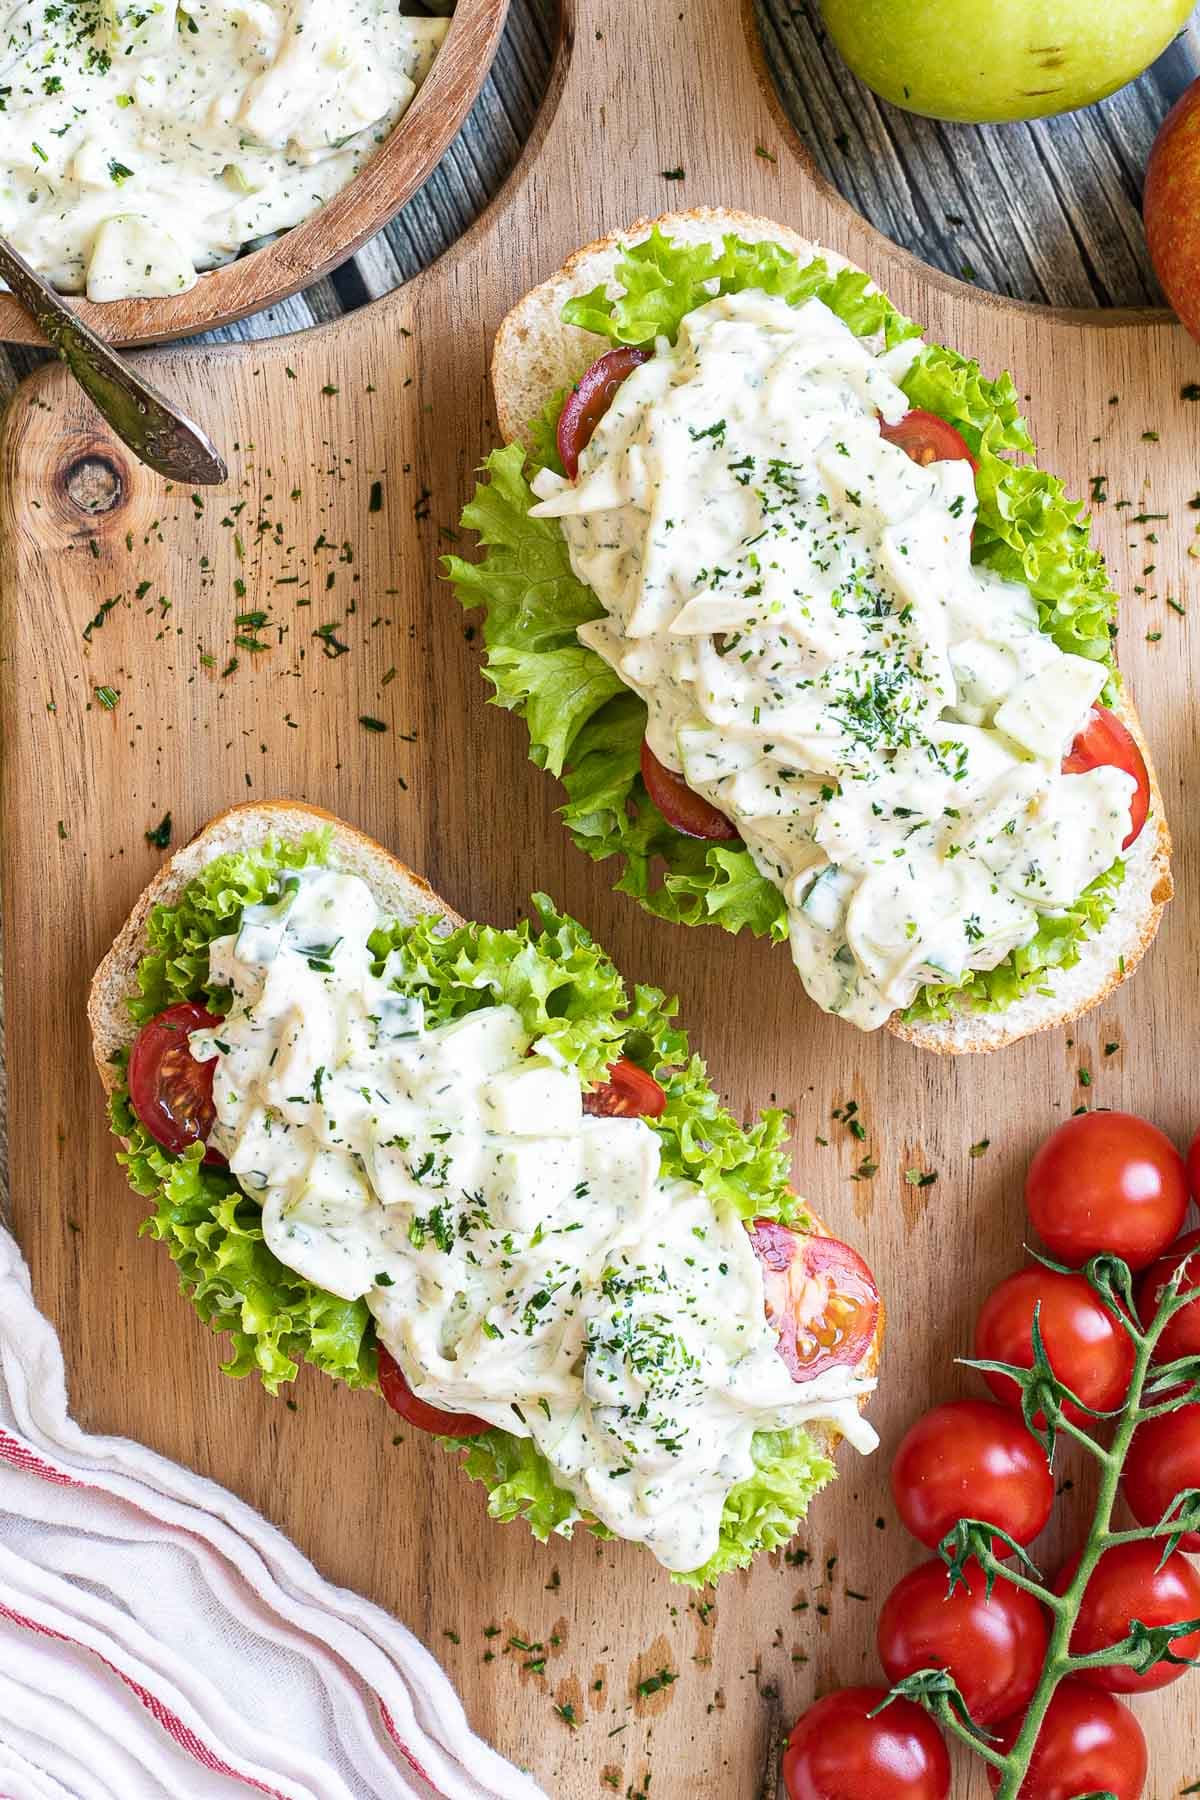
0,237,227,486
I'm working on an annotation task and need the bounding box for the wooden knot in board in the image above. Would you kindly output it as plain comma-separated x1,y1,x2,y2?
62,453,125,517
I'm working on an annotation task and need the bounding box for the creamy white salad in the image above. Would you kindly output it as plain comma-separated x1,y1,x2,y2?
530,290,1136,1031
188,865,876,1572
0,1,449,300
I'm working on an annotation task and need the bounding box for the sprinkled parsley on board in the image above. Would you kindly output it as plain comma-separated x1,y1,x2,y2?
636,1668,677,1698
144,812,172,849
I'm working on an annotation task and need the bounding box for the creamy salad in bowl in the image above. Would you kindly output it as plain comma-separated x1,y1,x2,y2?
0,1,451,301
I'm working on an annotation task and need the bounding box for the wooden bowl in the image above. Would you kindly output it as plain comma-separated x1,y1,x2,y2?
0,0,510,349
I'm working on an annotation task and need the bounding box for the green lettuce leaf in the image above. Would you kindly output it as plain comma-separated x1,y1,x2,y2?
446,227,1126,1020
112,838,832,1580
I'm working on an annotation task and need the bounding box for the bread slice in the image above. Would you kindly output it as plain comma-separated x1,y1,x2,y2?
491,206,1172,1054
89,799,881,1499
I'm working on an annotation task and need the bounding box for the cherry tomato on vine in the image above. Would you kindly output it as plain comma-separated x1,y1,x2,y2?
376,1343,490,1437
1136,1227,1200,1368
557,346,651,478
1124,1406,1200,1554
876,1557,1047,1727
890,1400,1054,1554
747,1222,880,1382
782,1686,950,1800
878,409,977,471
987,1681,1146,1799
1024,1112,1188,1271
1189,1127,1200,1202
639,740,738,841
973,1267,1134,1426
1062,706,1149,849
128,1000,226,1164
582,1057,667,1119
1053,1539,1200,1694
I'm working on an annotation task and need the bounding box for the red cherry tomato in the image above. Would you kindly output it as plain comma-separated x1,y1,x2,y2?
987,1681,1146,1799
878,408,978,471
973,1267,1134,1426
782,1686,949,1800
1124,1406,1200,1554
1062,705,1150,849
376,1342,490,1437
1025,1112,1189,1272
747,1222,880,1382
128,1001,226,1165
557,346,651,479
890,1400,1054,1554
639,740,738,841
1053,1539,1200,1694
1137,1227,1200,1368
877,1558,1048,1728
1188,1127,1200,1202
582,1057,667,1119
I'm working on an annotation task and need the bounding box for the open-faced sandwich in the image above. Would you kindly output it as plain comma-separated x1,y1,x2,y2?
448,208,1172,1050
89,802,882,1583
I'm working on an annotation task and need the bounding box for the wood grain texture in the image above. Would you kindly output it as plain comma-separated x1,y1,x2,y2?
757,0,1200,308
0,0,511,348
3,1,1200,1795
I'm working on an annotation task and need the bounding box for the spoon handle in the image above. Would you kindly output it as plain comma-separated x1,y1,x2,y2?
0,238,227,487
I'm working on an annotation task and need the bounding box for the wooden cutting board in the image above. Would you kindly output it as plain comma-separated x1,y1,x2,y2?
3,1,1200,1793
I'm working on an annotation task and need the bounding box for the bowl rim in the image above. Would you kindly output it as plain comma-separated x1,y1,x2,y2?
0,0,511,350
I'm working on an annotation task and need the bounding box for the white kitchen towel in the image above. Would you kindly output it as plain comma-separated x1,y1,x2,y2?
0,1226,547,1800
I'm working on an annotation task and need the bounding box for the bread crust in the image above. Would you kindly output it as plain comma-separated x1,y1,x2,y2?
90,798,881,1474
489,206,1171,1055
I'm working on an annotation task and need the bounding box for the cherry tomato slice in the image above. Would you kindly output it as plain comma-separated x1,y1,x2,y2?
988,1680,1146,1799
1062,705,1150,849
1025,1111,1189,1272
640,740,739,841
878,408,978,471
1054,1539,1200,1694
747,1222,880,1381
1136,1227,1200,1369
973,1266,1134,1427
376,1341,490,1437
582,1056,667,1119
877,1557,1048,1728
783,1686,950,1800
557,346,651,479
890,1399,1054,1555
128,1001,226,1165
1124,1405,1200,1554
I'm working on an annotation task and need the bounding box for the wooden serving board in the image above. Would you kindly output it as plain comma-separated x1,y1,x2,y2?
4,2,1200,1793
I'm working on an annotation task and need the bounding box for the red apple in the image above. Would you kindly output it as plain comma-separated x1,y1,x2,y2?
1145,77,1200,345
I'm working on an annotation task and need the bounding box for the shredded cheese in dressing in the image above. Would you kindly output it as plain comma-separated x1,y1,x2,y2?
0,2,448,300
530,290,1135,1030
189,866,876,1573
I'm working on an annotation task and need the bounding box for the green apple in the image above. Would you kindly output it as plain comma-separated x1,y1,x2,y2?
819,0,1195,123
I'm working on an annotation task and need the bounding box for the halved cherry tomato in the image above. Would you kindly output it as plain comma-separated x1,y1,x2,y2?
877,1557,1048,1727
973,1266,1134,1427
1062,705,1150,849
988,1681,1146,1799
783,1686,950,1800
557,346,651,478
1136,1227,1200,1367
1053,1539,1200,1694
748,1222,879,1382
582,1056,667,1119
128,1001,226,1164
640,740,738,841
878,408,978,471
1124,1406,1200,1554
376,1341,490,1437
890,1399,1054,1555
1025,1112,1189,1272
